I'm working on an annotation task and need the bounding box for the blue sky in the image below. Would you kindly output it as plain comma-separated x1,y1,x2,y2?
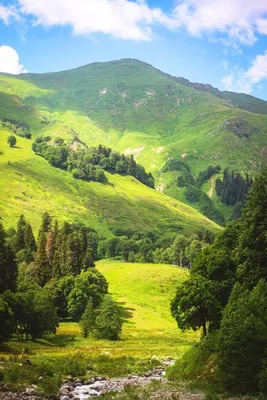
1,0,267,99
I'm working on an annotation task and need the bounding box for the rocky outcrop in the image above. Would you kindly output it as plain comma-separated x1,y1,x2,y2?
221,118,259,138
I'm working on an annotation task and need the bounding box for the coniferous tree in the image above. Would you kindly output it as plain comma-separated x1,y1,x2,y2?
94,295,122,340
46,230,54,265
16,214,26,251
80,298,96,338
237,167,267,287
36,231,50,286
38,212,52,237
0,224,17,293
24,223,36,252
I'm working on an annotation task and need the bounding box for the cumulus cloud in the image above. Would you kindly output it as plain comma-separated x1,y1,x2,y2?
221,51,267,94
2,0,267,44
170,0,267,45
15,0,170,41
0,46,27,74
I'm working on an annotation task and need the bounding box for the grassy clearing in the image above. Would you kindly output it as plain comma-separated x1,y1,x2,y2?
3,261,198,359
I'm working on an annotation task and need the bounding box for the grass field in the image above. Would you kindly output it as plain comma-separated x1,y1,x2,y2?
3,261,198,359
0,129,220,236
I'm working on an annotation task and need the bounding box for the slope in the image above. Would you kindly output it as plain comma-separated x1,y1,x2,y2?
0,129,220,236
1,58,267,219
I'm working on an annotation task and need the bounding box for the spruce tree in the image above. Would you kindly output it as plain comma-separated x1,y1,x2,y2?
237,167,267,287
24,223,36,252
36,231,51,286
46,231,54,265
0,224,17,293
39,212,52,237
16,214,26,251
80,298,95,338
94,295,122,340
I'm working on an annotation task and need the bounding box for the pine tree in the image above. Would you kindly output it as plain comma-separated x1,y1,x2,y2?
238,167,267,287
80,298,95,338
46,231,54,265
66,232,82,275
38,212,52,237
0,224,17,293
94,295,122,340
36,231,50,286
24,223,36,252
16,214,26,251
82,249,95,270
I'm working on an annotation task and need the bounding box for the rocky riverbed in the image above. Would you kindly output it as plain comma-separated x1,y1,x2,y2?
0,360,205,400
58,366,167,399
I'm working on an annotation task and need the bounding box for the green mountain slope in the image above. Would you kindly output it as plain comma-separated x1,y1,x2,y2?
1,58,267,222
0,129,219,235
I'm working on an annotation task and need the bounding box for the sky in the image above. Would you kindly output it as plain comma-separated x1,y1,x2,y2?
1,0,267,99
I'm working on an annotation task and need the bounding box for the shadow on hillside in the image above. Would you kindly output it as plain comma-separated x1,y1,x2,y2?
117,301,135,324
45,333,76,347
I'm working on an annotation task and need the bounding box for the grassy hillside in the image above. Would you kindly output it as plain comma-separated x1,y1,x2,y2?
1,58,267,219
0,129,219,235
5,261,197,358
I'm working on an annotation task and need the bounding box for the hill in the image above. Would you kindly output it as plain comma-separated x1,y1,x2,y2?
0,128,219,236
1,58,267,221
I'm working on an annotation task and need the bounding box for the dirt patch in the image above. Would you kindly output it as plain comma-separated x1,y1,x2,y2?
123,147,144,157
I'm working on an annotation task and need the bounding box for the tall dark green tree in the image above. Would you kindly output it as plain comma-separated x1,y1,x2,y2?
24,222,36,252
0,224,17,293
94,295,123,340
16,214,26,251
36,231,50,286
237,167,267,287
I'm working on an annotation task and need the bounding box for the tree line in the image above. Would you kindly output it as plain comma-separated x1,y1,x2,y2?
32,137,155,188
170,167,267,395
0,213,122,343
215,168,253,219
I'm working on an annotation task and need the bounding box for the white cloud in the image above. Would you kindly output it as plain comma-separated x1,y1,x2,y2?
221,50,267,94
0,46,27,74
170,0,267,45
1,0,267,44
0,4,18,23
16,0,170,41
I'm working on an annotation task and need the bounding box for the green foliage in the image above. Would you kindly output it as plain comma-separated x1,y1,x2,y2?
3,288,59,340
80,297,96,338
237,167,267,287
215,168,253,207
0,223,17,293
7,135,16,147
67,269,108,321
2,118,31,139
94,295,123,340
217,281,267,393
171,275,221,336
196,166,221,187
0,295,14,342
33,138,154,188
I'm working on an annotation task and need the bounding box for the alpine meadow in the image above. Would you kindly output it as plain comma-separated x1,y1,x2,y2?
1,13,267,399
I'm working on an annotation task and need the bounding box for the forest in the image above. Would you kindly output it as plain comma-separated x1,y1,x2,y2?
170,167,267,395
32,137,155,188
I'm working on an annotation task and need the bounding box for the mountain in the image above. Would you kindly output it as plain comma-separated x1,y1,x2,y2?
0,58,267,226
